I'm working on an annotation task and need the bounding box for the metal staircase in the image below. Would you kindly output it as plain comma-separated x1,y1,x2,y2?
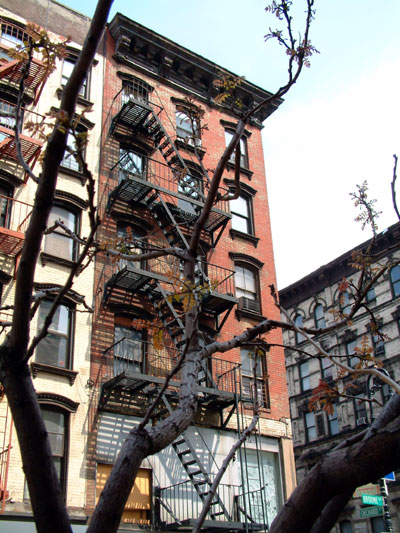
162,395,230,522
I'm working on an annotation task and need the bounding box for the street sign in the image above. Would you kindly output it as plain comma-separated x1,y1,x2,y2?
384,471,395,481
354,484,380,498
360,506,383,518
361,494,383,506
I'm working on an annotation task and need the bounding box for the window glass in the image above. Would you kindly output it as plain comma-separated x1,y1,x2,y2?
61,132,84,172
114,326,144,375
176,111,200,145
225,130,248,168
299,361,310,391
346,339,359,368
372,333,385,355
321,357,333,381
294,314,306,344
62,54,88,98
119,148,146,181
305,411,316,441
121,78,148,105
390,265,400,297
0,99,16,129
0,20,27,47
235,265,256,300
178,170,202,215
0,183,12,228
44,205,78,261
230,195,252,234
41,407,67,492
314,304,326,329
354,398,368,425
240,347,268,407
328,404,339,435
36,300,71,368
340,291,352,316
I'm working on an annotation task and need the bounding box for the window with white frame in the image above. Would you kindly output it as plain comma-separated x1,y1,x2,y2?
299,361,311,391
176,110,200,146
44,204,79,261
224,130,248,168
61,52,88,98
305,411,317,442
36,300,73,369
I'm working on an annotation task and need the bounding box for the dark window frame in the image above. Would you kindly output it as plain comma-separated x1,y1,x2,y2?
230,193,254,235
390,265,400,298
294,314,306,344
235,263,261,315
299,360,311,392
314,303,326,329
240,346,270,409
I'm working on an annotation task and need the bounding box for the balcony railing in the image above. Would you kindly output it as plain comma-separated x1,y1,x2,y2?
0,195,32,255
103,338,240,394
0,19,31,50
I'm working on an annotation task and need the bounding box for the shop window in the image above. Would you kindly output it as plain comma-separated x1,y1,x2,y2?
299,361,310,391
96,464,151,525
230,194,254,235
114,319,145,376
36,300,74,369
44,204,79,262
240,347,269,408
119,148,147,182
390,265,400,298
294,314,306,344
176,110,201,146
235,264,260,314
61,52,88,98
224,130,248,168
314,303,326,329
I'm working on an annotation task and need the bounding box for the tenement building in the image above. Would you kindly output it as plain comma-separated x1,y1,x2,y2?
0,1,295,531
280,222,400,533
0,0,104,530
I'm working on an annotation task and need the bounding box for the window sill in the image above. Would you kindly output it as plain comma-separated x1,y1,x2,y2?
226,161,253,179
175,138,205,158
31,361,78,385
229,228,259,247
235,308,265,322
40,252,77,269
59,164,87,185
56,87,94,109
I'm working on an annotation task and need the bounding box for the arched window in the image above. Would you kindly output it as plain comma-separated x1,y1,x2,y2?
294,314,306,344
390,265,400,298
314,303,326,329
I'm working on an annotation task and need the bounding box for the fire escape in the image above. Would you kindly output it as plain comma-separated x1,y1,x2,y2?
92,81,269,531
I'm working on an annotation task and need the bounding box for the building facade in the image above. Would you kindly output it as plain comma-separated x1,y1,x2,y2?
0,1,295,531
280,222,400,533
0,1,104,530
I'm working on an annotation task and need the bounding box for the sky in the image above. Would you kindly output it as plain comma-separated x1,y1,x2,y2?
60,0,400,288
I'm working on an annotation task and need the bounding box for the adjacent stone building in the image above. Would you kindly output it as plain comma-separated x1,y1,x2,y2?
280,222,400,533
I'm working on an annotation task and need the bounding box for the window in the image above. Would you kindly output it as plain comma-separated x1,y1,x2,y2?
0,19,28,47
114,323,145,376
230,195,253,234
314,304,326,329
119,148,146,182
41,407,68,498
354,398,368,426
390,265,400,298
328,404,339,435
240,347,269,408
116,222,145,270
305,411,316,442
321,357,333,381
61,53,88,98
366,285,376,303
294,314,306,344
299,361,310,391
176,110,200,146
371,515,385,533
235,264,260,313
0,98,16,129
346,339,359,368
44,205,79,261
340,291,352,316
225,130,248,168
121,78,149,105
339,520,353,533
36,300,73,369
372,332,385,355
178,169,202,215
61,131,86,173
97,464,151,524
0,182,12,229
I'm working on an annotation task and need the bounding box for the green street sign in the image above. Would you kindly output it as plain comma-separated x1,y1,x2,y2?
360,506,383,518
361,494,384,507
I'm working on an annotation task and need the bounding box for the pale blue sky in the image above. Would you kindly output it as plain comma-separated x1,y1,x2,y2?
60,0,400,287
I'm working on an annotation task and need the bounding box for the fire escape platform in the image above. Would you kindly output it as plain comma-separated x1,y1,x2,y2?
110,99,153,133
104,264,237,317
109,174,230,233
100,371,236,412
161,518,264,532
0,227,25,256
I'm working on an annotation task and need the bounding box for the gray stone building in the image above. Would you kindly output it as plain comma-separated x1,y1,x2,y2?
279,221,400,533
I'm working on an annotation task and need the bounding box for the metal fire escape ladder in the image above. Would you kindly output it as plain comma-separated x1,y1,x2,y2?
145,111,205,202
162,395,231,522
145,192,190,250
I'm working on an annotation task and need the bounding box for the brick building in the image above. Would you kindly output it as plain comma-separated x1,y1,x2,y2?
0,1,295,531
280,222,400,533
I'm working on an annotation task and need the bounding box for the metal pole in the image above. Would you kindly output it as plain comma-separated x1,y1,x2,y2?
379,478,393,533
